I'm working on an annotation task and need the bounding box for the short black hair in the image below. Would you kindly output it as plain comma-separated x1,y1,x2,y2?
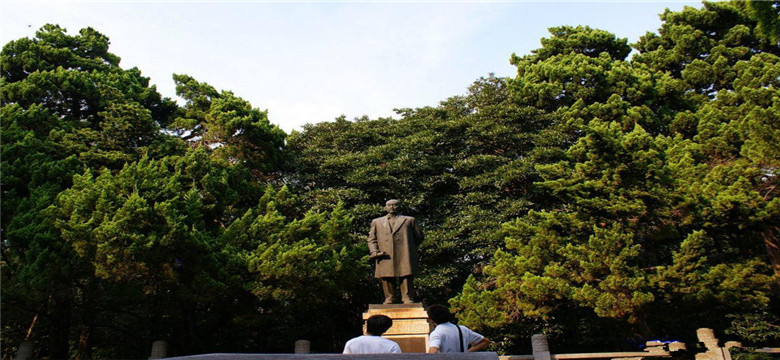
426,304,453,325
366,315,393,336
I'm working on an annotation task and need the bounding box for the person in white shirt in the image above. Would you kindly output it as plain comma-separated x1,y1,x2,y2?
426,304,490,353
343,314,402,354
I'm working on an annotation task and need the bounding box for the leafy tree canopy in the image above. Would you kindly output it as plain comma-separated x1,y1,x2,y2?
2,2,778,357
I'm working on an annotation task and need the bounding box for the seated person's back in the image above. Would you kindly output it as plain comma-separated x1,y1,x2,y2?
343,315,401,354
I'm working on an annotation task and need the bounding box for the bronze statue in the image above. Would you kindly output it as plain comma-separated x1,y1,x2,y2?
367,199,423,304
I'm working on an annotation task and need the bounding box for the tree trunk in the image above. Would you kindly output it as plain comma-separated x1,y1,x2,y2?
76,327,92,360
76,279,98,360
763,226,780,288
48,294,72,359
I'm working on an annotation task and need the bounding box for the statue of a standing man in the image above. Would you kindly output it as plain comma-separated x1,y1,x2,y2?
367,199,423,304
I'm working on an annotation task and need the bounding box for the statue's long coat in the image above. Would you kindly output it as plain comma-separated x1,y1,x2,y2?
367,214,423,278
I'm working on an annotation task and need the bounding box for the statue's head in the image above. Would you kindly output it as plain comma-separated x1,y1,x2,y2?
385,199,400,215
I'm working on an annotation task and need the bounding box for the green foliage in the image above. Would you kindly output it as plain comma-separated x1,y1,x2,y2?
726,311,780,345
452,122,670,349
533,26,632,61
2,1,778,357
739,1,780,43
286,73,558,303
224,186,373,349
452,1,779,352
1,24,119,83
1,24,371,357
287,2,778,351
171,74,286,173
730,348,778,360
1,24,179,359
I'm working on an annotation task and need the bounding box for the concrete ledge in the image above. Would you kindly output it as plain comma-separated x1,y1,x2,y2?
369,303,425,310
553,352,670,359
167,353,499,360
500,352,671,360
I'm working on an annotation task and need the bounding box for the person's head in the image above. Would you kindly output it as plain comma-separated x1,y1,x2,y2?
366,315,393,336
385,199,400,215
426,304,453,325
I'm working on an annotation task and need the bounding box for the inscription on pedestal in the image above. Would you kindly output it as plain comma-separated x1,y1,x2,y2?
363,303,433,353
384,321,431,335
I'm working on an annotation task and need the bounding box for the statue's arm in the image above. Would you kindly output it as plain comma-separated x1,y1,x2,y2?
414,218,424,241
367,221,388,259
367,220,380,254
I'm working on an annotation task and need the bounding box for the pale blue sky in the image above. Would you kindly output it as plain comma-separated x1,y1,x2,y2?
1,1,702,133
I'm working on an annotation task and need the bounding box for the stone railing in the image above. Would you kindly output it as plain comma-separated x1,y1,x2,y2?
499,333,674,360
10,327,767,360
166,354,500,360
500,328,755,360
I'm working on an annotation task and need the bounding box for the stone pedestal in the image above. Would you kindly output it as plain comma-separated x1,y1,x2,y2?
295,340,311,354
363,303,433,353
696,328,726,360
531,334,551,360
149,340,168,359
644,340,667,354
14,341,34,360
